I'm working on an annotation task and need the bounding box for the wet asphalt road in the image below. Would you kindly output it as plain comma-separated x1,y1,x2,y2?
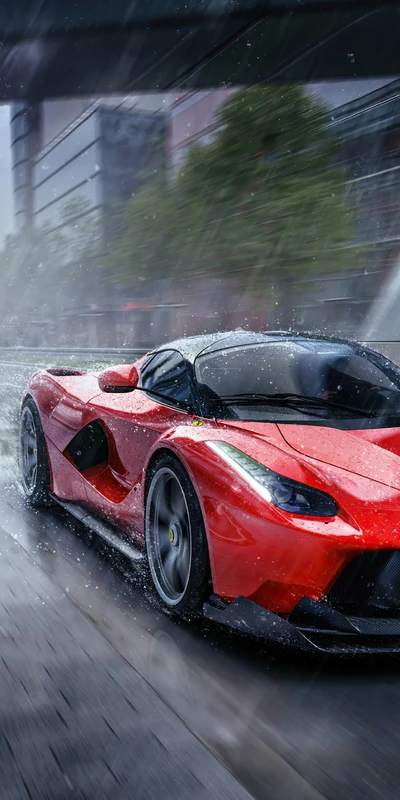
1,361,400,800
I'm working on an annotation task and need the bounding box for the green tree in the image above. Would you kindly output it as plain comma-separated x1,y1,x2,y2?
113,85,363,297
0,197,103,325
0,225,65,317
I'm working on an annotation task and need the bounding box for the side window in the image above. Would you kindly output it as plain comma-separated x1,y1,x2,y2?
140,351,193,408
334,355,396,389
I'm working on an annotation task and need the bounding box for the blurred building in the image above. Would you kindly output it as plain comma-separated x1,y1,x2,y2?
9,96,170,347
10,103,41,231
10,89,233,232
11,97,167,234
9,81,400,347
285,79,400,336
330,79,400,258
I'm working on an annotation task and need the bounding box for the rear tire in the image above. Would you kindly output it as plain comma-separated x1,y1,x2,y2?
145,454,211,616
19,398,52,507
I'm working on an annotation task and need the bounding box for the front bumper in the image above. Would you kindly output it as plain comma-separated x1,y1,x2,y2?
203,595,400,654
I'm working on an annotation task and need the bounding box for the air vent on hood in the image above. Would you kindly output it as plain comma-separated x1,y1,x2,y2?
47,368,86,376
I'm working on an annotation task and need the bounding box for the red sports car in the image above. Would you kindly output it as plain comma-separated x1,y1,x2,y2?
19,331,400,653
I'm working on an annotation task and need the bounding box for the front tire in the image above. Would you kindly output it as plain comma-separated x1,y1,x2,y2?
145,454,210,615
19,398,52,507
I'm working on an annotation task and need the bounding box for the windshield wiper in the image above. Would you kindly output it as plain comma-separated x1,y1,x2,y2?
220,392,374,417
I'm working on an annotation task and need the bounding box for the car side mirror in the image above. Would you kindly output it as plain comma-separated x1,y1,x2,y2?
97,365,139,393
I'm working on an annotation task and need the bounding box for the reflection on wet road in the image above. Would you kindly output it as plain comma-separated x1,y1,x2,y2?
1,362,400,800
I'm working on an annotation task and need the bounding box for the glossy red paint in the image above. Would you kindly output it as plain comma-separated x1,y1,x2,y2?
23,362,400,615
97,364,139,392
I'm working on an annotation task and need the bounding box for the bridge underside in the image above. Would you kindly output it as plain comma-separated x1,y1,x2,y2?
1,2,400,101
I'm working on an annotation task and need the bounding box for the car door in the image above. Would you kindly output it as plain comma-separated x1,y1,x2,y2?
80,350,197,535
39,371,103,502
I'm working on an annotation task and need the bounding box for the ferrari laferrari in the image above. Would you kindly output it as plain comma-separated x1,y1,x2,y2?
18,331,400,653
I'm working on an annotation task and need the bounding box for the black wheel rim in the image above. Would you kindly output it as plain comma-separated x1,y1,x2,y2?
146,467,192,606
19,407,38,495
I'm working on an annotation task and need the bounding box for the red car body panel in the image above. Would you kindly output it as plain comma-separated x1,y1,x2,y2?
279,424,400,491
22,361,400,616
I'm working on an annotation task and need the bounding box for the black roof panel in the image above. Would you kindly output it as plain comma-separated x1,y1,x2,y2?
153,329,355,364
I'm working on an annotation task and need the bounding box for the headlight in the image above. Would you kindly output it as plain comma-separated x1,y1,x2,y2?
206,441,338,517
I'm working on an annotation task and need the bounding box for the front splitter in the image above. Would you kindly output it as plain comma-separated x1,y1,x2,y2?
203,596,400,654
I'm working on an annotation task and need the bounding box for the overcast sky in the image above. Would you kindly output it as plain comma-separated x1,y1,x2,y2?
309,78,395,109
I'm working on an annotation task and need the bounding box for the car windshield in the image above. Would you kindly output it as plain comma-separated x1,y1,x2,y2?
195,340,400,423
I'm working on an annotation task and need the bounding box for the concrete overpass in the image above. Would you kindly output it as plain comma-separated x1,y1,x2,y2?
0,2,399,101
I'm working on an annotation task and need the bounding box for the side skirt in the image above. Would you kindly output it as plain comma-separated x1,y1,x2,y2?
51,496,145,564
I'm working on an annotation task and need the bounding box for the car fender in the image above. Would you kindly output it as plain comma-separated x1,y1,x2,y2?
143,426,361,609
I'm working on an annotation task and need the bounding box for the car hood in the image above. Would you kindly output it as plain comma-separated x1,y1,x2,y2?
217,419,400,491
278,424,400,491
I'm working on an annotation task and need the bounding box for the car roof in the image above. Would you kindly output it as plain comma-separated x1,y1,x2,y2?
151,330,357,365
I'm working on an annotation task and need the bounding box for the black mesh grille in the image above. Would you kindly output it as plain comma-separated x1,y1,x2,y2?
327,550,400,617
47,368,85,376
